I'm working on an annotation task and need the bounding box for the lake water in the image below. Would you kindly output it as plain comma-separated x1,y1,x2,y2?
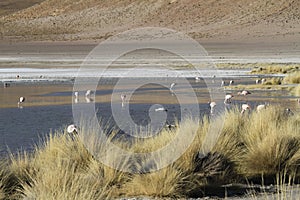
0,77,298,157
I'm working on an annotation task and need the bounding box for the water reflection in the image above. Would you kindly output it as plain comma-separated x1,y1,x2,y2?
0,78,298,157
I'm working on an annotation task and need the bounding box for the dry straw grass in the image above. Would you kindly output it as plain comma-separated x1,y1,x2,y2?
283,71,300,84
251,64,299,74
0,106,299,199
292,85,300,96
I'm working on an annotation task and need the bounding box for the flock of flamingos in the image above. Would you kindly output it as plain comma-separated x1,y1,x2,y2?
4,75,299,135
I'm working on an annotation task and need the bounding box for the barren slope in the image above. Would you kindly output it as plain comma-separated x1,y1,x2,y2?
0,0,299,42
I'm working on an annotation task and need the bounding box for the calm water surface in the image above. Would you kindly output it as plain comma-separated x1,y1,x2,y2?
0,78,298,157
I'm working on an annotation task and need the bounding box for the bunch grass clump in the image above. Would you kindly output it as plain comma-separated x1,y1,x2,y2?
251,64,299,74
0,106,299,199
283,71,300,84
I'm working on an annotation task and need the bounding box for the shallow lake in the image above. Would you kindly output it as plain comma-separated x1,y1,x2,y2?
0,77,298,157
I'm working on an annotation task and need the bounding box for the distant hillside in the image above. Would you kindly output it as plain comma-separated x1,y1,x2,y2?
0,0,44,16
0,0,299,42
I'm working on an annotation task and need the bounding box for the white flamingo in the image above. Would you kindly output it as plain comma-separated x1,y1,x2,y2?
121,94,126,103
238,90,251,96
170,82,176,90
155,107,168,112
241,103,251,114
224,94,233,104
85,90,92,97
209,101,217,114
121,94,126,108
67,124,78,135
256,104,267,112
18,97,25,107
221,80,225,87
74,92,79,103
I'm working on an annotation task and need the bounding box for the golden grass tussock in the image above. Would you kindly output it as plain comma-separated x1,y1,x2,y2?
240,107,299,175
0,106,299,199
251,64,299,74
283,71,300,84
293,85,300,96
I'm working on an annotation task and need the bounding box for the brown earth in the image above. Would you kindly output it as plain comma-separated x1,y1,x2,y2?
0,0,299,43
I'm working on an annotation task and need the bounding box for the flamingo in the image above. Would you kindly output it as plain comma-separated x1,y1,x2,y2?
256,104,267,112
224,94,233,104
67,124,78,135
238,90,251,96
209,101,217,114
85,90,92,97
221,80,225,87
73,92,78,102
18,97,25,107
170,82,176,90
241,103,251,114
121,94,126,108
121,94,126,103
3,82,10,88
155,107,168,112
229,80,234,86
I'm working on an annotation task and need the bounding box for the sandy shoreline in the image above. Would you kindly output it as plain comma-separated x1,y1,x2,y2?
0,41,299,69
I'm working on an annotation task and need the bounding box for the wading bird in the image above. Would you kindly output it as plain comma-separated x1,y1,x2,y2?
209,101,217,114
241,103,251,114
224,94,233,104
170,82,176,90
261,78,266,84
121,94,126,103
18,97,25,107
255,79,260,84
155,107,168,112
221,80,225,87
229,80,234,86
121,94,126,108
238,90,251,96
256,104,267,112
74,92,79,103
67,124,78,134
85,90,92,97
